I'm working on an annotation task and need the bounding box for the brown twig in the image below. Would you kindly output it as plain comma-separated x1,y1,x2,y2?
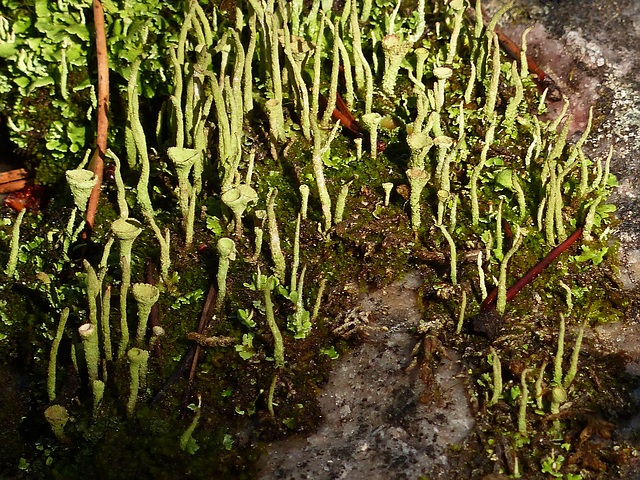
85,0,109,232
181,284,217,408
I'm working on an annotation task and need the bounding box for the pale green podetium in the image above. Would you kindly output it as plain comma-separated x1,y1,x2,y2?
361,112,383,160
111,218,143,358
406,168,430,231
221,184,258,237
414,47,429,84
4,208,26,278
266,188,286,283
299,184,310,220
488,346,503,407
126,347,149,416
264,276,285,369
381,34,410,96
215,237,236,311
251,210,266,263
78,323,100,383
432,67,453,112
65,168,97,212
48,308,70,402
382,182,394,207
167,147,198,235
132,283,160,344
406,131,433,170
83,259,100,327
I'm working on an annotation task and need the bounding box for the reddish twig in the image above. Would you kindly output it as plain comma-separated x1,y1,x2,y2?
85,0,109,232
319,90,387,152
481,227,583,311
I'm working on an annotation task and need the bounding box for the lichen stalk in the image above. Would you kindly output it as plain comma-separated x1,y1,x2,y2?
310,14,325,123
142,211,171,281
518,368,530,434
267,374,278,417
433,67,453,112
415,47,428,84
265,12,284,126
496,225,524,315
503,61,523,131
111,218,142,358
483,33,501,122
264,276,285,369
244,13,257,114
334,183,350,224
79,323,100,383
215,238,236,311
520,26,534,78
128,56,153,214
553,314,566,386
455,290,466,334
102,284,113,362
381,34,410,97
406,168,430,231
48,308,70,402
132,283,160,344
299,185,310,220
488,347,502,407
251,210,266,262
310,120,340,232
439,222,458,285
320,18,342,128
446,0,465,64
535,360,548,409
92,379,105,419
477,251,487,301
383,182,393,207
126,347,149,416
180,394,202,450
512,171,527,221
266,189,286,282
349,0,365,92
464,60,476,105
5,208,26,278
84,260,100,327
471,118,496,225
280,23,312,141
105,149,129,218
407,131,433,170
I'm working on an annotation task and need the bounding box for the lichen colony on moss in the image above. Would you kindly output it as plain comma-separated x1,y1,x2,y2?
0,0,625,477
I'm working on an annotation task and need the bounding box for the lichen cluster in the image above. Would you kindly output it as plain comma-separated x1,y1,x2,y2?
0,0,630,477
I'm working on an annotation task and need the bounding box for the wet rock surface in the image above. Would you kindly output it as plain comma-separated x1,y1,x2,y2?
258,272,474,480
259,1,640,478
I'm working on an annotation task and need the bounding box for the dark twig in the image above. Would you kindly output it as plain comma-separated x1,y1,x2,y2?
481,227,583,311
152,284,217,407
181,284,217,408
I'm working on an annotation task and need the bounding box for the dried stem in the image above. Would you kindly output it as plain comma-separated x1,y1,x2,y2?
86,0,109,231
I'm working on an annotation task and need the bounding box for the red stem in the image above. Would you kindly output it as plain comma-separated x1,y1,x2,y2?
482,227,583,311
